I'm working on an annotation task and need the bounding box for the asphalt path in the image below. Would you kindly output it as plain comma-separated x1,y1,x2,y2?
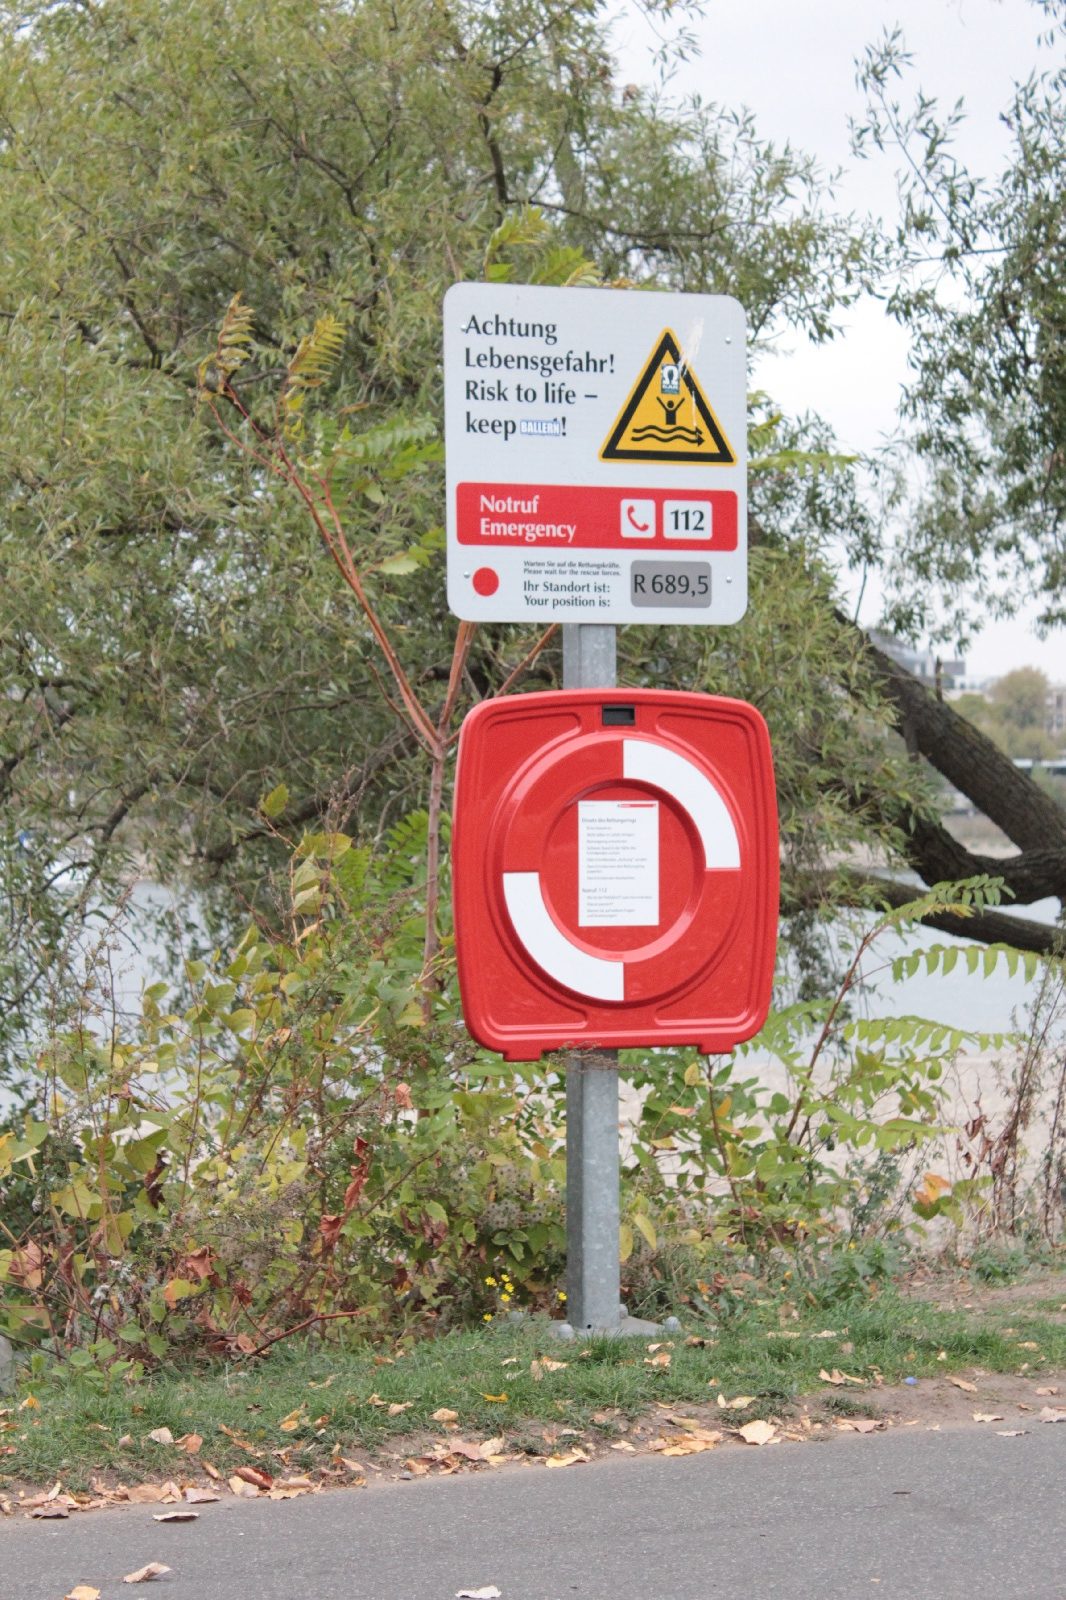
3,1423,1064,1600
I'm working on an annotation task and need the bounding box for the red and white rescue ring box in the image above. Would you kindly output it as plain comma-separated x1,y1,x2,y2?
452,689,778,1061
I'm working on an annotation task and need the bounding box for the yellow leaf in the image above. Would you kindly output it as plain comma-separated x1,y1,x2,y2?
619,1222,634,1263
683,1061,701,1087
632,1213,657,1251
914,1172,952,1208
480,1393,508,1403
716,1394,756,1410
278,1409,305,1433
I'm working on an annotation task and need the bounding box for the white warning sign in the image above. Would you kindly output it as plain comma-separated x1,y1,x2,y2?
443,283,747,626
578,800,660,927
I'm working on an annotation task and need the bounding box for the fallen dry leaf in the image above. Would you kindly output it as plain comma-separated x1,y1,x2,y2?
228,1476,259,1499
837,1419,883,1434
387,1401,413,1416
716,1393,755,1410
268,1477,317,1500
736,1420,776,1446
997,1429,1028,1437
447,1440,490,1462
819,1368,865,1387
126,1486,166,1505
431,1408,459,1425
973,1412,1005,1423
217,1424,259,1453
146,1427,174,1446
1034,1386,1060,1397
948,1377,978,1393
610,1440,637,1452
64,1588,101,1600
455,1588,502,1599
278,1409,305,1433
658,1431,721,1457
545,1449,589,1468
176,1432,202,1455
643,1351,671,1368
524,1356,563,1382
480,1393,508,1404
184,1488,220,1504
30,1505,69,1519
1039,1406,1066,1423
122,1566,171,1585
202,1461,222,1481
153,1510,199,1523
233,1465,273,1489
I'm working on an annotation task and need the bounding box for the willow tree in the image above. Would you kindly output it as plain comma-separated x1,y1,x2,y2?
0,0,1059,1070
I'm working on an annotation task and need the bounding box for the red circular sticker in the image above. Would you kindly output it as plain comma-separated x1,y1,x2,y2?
472,567,499,596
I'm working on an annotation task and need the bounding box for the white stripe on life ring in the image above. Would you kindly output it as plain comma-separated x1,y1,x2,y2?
503,871,624,1002
622,739,740,868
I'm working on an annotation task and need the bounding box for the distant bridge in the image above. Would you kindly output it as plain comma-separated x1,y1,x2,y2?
1012,758,1066,776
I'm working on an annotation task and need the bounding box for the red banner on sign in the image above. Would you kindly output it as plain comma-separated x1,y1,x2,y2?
456,483,738,553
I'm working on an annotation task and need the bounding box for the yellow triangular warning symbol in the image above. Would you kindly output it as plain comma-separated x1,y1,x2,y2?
600,329,736,465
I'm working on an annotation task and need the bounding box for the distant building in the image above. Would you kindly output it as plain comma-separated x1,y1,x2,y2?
1047,684,1066,740
869,630,966,690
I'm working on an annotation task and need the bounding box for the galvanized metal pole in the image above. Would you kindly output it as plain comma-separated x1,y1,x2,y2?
562,623,621,1334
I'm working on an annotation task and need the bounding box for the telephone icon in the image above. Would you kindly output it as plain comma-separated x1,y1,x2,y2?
620,498,656,539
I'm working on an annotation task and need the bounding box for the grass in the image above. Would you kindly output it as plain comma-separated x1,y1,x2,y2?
4,1267,1065,1493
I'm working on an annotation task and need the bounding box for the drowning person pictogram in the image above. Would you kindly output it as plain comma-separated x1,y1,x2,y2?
600,330,736,464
